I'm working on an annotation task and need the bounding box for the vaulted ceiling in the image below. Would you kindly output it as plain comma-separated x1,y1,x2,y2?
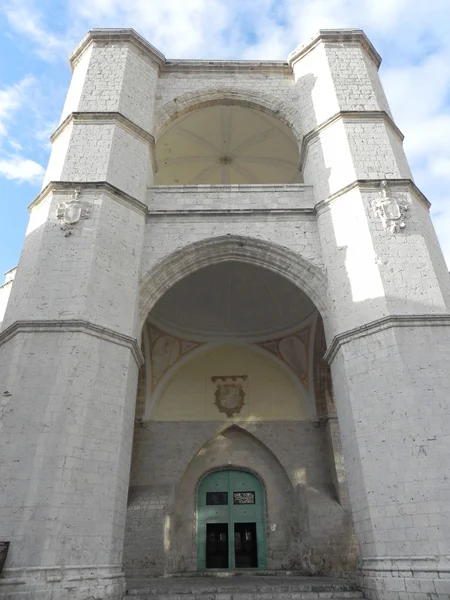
155,105,301,185
150,261,315,340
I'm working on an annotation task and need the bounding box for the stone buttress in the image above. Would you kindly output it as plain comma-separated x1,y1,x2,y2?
289,30,450,600
0,30,161,599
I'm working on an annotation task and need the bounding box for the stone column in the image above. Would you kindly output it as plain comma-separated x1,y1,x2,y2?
289,30,450,600
0,30,164,600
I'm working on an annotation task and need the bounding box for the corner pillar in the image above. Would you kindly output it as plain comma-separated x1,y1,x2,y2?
0,30,164,600
290,30,450,600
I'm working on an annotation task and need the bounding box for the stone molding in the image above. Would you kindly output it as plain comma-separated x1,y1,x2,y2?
50,111,155,148
28,181,148,216
153,86,303,143
360,555,450,579
163,60,292,75
148,208,315,217
288,28,382,69
138,234,329,331
149,183,312,193
0,320,144,366
0,564,126,599
324,314,450,364
0,563,124,586
70,28,165,70
315,178,431,212
300,110,404,172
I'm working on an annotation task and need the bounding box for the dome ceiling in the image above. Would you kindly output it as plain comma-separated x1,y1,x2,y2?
155,105,301,185
149,262,315,340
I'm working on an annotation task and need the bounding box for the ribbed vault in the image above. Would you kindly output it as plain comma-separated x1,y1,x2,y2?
155,105,301,185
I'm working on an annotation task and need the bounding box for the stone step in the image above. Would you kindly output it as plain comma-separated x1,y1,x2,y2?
126,594,365,600
124,575,364,600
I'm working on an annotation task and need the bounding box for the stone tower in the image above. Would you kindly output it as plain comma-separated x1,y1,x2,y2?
0,28,449,600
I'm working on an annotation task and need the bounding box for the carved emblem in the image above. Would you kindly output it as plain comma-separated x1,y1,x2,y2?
212,375,247,418
57,189,90,236
372,180,408,233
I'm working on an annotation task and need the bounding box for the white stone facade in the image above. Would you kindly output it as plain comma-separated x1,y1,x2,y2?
0,28,449,600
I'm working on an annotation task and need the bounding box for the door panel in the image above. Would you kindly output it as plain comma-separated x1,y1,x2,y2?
206,523,229,568
234,522,257,568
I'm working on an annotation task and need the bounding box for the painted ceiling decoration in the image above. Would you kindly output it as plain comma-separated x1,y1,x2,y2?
155,105,302,185
256,326,311,389
146,319,312,399
147,323,205,392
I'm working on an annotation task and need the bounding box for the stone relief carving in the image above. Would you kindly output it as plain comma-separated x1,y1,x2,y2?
211,375,247,418
57,189,90,236
256,326,310,388
372,180,408,233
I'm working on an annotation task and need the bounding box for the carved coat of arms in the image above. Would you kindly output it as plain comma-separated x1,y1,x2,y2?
372,180,408,233
212,375,247,418
57,190,90,236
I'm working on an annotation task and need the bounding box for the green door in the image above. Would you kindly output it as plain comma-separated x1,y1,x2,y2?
197,470,267,570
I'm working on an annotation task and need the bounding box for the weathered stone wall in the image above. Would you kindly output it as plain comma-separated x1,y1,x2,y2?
124,422,356,577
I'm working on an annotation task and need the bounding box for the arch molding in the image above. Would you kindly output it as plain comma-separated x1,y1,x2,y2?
138,235,328,332
154,87,304,144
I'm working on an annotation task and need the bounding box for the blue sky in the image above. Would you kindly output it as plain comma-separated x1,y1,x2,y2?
0,0,449,278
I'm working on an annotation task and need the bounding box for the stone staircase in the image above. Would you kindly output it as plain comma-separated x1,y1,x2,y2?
124,574,365,600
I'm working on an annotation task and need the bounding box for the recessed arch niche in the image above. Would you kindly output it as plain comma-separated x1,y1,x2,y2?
154,104,302,185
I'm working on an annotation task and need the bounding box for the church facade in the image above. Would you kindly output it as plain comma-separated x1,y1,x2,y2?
0,27,449,600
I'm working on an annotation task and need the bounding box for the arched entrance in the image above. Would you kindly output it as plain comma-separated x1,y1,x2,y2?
197,470,266,570
125,241,355,578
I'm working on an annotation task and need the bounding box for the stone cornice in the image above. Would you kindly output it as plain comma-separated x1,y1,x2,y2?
149,184,312,193
163,60,292,75
324,314,450,364
28,181,148,217
288,29,381,69
50,112,155,148
314,178,431,212
0,320,144,367
299,110,404,171
147,208,315,217
70,28,165,70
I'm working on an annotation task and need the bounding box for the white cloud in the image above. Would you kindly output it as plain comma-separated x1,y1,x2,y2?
0,155,44,184
430,158,450,180
0,76,46,186
4,0,73,61
8,139,22,151
0,76,36,138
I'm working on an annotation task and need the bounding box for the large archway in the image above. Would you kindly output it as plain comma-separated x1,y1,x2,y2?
125,248,356,577
138,235,329,332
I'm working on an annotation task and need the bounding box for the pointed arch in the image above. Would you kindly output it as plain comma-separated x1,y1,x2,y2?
138,235,329,332
164,424,303,573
